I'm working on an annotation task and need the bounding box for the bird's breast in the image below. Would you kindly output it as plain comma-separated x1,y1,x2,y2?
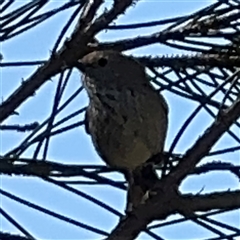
86,88,168,170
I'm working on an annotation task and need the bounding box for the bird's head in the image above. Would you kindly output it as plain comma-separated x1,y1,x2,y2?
77,50,147,89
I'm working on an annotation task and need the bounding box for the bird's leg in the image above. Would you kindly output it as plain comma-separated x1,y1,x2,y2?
125,170,134,213
124,170,145,214
160,153,169,178
123,161,161,214
134,162,159,202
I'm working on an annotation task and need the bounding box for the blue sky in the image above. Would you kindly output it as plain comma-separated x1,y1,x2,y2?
1,1,239,239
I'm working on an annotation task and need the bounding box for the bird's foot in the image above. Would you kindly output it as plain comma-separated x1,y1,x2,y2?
140,189,157,204
125,189,157,215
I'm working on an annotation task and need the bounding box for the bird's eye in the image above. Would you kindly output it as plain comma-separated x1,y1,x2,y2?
97,57,108,67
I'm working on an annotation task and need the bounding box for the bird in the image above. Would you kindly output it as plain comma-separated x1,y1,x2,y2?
76,50,168,212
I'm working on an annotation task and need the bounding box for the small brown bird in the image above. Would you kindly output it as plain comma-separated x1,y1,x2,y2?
77,50,168,212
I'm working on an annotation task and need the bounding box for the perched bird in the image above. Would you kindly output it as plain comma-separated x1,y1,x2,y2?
76,50,168,212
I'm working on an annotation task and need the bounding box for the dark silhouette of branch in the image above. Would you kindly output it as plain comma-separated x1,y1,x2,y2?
167,97,240,186
0,188,109,237
138,54,240,69
177,191,240,214
107,190,240,240
0,209,36,240
105,84,240,239
1,0,240,239
1,157,239,180
0,1,83,41
0,122,39,132
0,157,125,189
0,232,32,240
193,161,240,179
0,0,136,123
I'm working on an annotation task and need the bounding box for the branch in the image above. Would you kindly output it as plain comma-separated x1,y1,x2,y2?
0,0,136,123
177,190,240,213
90,1,240,53
0,157,125,190
138,54,240,69
167,97,240,185
107,189,240,240
0,232,32,240
193,162,240,179
0,122,39,132
107,192,176,240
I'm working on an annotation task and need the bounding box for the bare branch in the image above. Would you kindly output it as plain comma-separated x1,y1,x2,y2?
0,0,136,124
167,97,240,186
0,232,32,240
0,122,39,132
0,157,125,190
178,191,240,214
107,190,240,240
138,54,240,69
